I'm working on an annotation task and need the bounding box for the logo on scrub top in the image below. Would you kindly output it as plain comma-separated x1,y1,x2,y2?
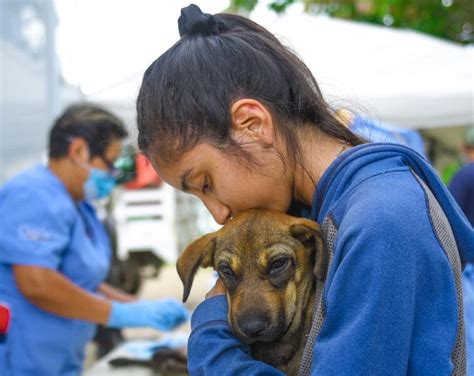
18,225,51,242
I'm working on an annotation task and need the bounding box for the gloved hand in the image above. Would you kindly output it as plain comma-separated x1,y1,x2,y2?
107,299,189,331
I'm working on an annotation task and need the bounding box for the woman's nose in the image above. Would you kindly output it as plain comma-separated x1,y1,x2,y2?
202,197,231,225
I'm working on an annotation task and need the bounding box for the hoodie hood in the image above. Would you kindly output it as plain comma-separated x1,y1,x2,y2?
312,143,474,266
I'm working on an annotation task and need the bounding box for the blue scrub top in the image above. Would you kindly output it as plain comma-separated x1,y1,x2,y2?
350,115,426,157
0,165,111,376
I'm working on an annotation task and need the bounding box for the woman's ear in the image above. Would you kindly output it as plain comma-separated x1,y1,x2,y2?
230,99,275,146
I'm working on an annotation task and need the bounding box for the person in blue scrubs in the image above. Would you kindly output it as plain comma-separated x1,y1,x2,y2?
449,126,474,375
336,109,426,157
0,103,188,376
449,126,474,227
134,5,474,375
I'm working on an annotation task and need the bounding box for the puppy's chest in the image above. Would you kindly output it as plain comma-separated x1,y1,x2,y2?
251,341,305,375
248,291,316,375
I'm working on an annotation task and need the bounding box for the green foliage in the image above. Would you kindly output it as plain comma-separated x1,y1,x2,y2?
227,0,259,13
269,0,296,13
228,0,474,43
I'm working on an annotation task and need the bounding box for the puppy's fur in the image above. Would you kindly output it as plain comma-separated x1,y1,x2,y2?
177,209,327,375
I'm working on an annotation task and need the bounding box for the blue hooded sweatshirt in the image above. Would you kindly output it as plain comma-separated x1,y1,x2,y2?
187,143,474,375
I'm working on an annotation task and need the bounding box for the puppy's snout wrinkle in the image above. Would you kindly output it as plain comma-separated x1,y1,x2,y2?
238,314,268,338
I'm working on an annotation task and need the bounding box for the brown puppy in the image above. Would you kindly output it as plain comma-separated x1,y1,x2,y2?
177,209,328,375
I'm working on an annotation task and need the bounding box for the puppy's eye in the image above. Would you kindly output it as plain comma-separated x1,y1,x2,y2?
218,264,235,278
270,258,288,274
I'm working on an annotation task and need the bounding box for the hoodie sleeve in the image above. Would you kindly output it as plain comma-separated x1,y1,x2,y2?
311,170,459,375
188,295,285,375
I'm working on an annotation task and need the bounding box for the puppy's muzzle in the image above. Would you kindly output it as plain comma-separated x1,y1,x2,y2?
238,313,268,340
235,311,284,344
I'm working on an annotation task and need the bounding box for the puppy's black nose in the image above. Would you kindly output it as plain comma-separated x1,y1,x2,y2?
238,315,268,338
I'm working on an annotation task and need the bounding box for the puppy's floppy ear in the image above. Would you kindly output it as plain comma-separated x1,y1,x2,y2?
176,232,217,302
289,219,327,281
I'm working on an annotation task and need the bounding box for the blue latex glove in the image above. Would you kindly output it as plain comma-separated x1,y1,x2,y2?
107,299,189,331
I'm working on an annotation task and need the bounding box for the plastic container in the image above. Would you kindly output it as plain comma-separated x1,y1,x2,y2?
0,303,11,342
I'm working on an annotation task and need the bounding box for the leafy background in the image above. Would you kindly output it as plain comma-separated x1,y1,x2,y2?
228,0,474,43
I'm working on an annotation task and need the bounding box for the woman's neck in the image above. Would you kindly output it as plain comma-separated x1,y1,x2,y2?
292,129,350,206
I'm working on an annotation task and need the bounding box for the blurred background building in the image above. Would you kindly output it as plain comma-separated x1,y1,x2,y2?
0,0,82,183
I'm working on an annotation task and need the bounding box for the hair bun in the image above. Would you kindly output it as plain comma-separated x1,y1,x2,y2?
178,4,226,37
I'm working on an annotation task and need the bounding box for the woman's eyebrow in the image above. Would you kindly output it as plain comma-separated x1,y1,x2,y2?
180,168,194,191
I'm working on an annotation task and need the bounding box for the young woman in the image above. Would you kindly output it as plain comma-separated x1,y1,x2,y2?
136,4,474,375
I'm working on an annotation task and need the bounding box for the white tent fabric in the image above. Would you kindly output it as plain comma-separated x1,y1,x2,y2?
87,3,473,130
252,4,474,129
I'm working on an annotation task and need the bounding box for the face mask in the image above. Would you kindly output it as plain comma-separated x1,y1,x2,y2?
84,168,117,200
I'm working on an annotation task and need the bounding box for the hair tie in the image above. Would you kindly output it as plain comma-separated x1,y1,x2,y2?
178,4,226,37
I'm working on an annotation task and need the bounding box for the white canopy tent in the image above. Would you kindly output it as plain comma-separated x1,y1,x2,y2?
86,3,473,130
251,4,473,129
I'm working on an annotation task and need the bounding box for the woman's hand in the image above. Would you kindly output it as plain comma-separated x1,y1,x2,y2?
205,278,227,299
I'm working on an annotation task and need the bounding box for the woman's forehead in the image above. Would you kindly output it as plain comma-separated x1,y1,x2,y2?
156,143,218,167
152,144,209,185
